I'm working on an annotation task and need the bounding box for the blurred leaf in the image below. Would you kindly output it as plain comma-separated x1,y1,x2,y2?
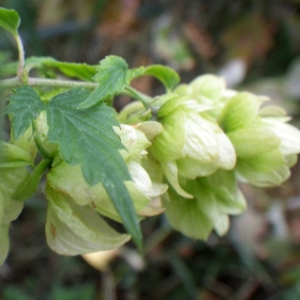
0,7,20,37
222,13,273,64
25,56,96,81
139,65,180,91
2,285,32,300
154,15,195,71
166,251,197,298
50,283,96,300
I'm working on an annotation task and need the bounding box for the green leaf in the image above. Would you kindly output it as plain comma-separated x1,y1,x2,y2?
0,8,20,37
46,87,142,249
5,86,46,139
78,56,130,108
139,65,180,91
13,159,51,201
25,56,96,81
45,184,130,255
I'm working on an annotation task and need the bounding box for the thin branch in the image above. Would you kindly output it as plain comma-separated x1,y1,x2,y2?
123,85,152,109
28,77,98,89
15,34,25,81
0,77,98,90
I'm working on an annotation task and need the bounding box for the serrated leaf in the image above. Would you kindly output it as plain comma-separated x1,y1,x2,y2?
45,184,130,255
0,8,20,36
25,57,96,81
46,87,142,249
5,86,46,139
78,56,130,108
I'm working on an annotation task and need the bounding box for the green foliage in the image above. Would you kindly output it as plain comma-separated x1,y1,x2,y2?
0,7,20,37
46,87,142,248
25,56,96,81
5,86,46,139
1,6,300,267
79,56,131,108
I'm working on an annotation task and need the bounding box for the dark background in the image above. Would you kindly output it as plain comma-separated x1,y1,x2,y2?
1,0,300,299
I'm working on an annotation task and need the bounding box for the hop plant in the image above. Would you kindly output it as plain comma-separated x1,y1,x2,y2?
119,74,300,240
1,6,300,266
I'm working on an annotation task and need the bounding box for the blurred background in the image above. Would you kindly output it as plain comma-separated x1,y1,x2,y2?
1,0,300,299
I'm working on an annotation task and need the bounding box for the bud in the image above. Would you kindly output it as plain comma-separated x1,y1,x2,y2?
149,75,236,197
218,92,300,186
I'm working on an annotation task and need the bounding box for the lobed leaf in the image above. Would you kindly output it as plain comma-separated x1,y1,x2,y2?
78,56,130,108
46,87,142,249
5,86,46,139
0,7,20,37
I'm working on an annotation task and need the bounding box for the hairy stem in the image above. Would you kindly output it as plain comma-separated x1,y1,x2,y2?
0,77,98,90
15,34,25,82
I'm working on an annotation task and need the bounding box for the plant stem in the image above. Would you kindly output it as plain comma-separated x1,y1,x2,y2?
123,85,152,109
0,77,98,90
28,77,98,89
32,119,53,160
15,34,25,81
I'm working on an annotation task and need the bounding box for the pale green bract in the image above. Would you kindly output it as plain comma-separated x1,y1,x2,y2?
119,74,300,240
